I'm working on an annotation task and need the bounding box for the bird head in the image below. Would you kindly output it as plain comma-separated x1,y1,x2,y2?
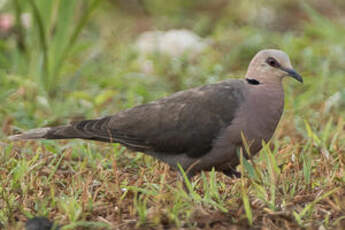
245,49,303,85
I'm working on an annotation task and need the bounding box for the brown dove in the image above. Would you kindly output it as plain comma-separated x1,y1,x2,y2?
9,49,303,178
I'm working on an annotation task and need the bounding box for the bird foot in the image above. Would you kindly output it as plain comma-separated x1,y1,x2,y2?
222,169,241,178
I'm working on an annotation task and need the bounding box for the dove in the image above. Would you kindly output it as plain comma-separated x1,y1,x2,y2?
9,49,303,178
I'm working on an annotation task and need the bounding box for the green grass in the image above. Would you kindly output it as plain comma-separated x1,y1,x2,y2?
1,0,345,229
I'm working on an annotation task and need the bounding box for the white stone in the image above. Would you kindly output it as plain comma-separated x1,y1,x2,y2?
135,29,209,58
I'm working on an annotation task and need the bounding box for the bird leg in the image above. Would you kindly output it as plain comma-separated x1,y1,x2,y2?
177,171,194,192
177,160,200,193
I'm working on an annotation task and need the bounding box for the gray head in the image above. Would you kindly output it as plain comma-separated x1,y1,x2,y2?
245,49,303,84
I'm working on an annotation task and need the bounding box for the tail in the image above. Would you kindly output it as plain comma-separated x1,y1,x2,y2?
8,117,115,142
8,117,150,151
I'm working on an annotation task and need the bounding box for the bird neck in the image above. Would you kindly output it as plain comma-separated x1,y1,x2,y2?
249,80,285,122
243,80,285,141
245,76,283,90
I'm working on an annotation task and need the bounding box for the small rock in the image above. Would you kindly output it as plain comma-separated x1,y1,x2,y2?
136,29,209,58
135,29,209,74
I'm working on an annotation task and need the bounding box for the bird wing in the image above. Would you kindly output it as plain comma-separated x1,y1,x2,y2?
52,79,246,158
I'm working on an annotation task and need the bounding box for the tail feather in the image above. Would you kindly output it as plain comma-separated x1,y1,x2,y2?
8,118,150,151
8,127,52,141
8,125,79,141
8,117,147,149
8,119,112,142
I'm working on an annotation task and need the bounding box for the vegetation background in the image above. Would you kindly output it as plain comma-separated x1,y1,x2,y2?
0,0,345,229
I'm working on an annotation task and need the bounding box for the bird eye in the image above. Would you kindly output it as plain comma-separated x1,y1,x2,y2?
266,57,280,68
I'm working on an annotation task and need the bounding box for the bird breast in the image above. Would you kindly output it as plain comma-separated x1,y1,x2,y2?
226,85,284,154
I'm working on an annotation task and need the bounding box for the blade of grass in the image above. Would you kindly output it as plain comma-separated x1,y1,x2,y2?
240,150,253,226
13,0,27,52
293,188,340,225
51,0,104,90
177,163,194,195
28,0,50,92
262,141,280,211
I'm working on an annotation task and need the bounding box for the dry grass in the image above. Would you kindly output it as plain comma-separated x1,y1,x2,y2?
1,114,345,229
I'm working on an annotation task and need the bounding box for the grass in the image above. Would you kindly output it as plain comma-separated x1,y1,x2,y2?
1,0,345,229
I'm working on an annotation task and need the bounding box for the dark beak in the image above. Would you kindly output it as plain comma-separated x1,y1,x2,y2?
280,67,303,83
